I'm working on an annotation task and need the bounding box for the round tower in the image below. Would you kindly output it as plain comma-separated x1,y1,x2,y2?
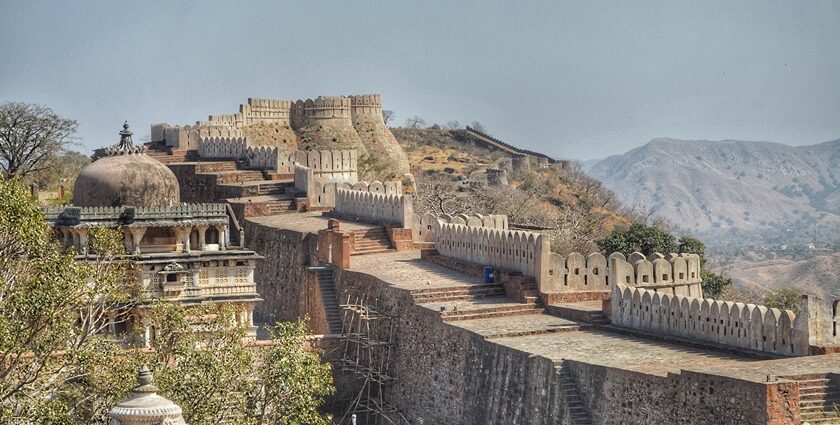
349,94,410,177
295,96,367,155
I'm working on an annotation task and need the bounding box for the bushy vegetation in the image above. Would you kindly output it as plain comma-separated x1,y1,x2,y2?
0,178,333,424
763,287,804,314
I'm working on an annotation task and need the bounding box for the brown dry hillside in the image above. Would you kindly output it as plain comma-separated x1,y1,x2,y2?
725,253,840,299
391,128,629,253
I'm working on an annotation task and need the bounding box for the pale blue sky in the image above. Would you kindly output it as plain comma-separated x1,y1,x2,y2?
1,1,838,160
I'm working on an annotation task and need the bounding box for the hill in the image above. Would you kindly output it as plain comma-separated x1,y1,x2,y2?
589,137,840,247
725,253,840,299
392,128,630,253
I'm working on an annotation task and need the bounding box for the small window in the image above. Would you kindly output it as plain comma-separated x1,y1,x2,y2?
574,268,580,275
166,274,178,283
642,275,650,283
679,272,685,280
662,274,668,281
592,267,599,275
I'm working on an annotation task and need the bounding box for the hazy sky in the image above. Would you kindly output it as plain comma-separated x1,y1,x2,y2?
1,1,839,160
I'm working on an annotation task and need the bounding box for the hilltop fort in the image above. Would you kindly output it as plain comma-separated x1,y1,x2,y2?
115,95,840,424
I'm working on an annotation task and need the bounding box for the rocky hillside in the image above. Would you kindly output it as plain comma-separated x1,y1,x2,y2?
589,138,840,244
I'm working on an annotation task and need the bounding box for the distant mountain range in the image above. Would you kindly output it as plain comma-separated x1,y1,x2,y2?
588,137,840,241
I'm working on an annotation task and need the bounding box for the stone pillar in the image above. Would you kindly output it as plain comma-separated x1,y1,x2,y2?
128,227,146,255
77,229,89,255
180,227,192,253
196,224,208,250
61,228,71,252
122,229,133,254
216,224,226,250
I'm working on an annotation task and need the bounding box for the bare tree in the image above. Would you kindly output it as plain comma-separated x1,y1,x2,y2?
404,116,426,129
445,121,461,130
0,102,78,179
382,109,395,125
469,121,486,133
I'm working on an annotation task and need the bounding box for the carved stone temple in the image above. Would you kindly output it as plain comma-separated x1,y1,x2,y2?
44,122,263,343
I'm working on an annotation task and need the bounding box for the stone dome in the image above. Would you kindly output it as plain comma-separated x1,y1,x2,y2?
73,122,180,208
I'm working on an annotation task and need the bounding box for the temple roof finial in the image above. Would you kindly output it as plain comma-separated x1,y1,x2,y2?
118,121,134,149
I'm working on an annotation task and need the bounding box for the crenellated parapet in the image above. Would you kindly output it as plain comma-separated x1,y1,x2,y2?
435,223,546,283
349,94,384,124
239,98,292,126
197,136,247,159
414,212,508,243
299,96,353,126
314,179,402,207
334,187,413,227
609,252,704,297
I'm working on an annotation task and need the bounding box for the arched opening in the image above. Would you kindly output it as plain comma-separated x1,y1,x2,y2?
206,227,220,245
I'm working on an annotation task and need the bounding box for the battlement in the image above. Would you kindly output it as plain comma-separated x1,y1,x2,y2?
334,187,413,227
301,96,353,123
240,98,291,126
349,94,385,124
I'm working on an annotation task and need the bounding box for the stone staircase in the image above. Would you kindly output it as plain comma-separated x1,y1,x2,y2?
145,145,198,164
266,198,296,214
213,169,266,184
410,283,505,303
559,366,593,425
796,374,840,424
350,227,392,256
311,266,343,335
546,301,610,325
425,297,544,322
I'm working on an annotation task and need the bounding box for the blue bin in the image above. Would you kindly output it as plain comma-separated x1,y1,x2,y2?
483,267,495,283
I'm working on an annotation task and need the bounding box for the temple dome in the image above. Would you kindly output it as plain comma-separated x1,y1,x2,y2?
73,122,180,208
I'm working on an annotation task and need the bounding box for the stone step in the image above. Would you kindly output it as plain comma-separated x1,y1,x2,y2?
413,287,505,303
441,305,543,322
350,248,393,256
411,284,505,295
800,391,840,401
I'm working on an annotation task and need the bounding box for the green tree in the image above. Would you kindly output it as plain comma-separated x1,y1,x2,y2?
763,287,804,314
0,178,138,422
0,178,334,424
700,270,732,299
677,235,707,267
596,223,677,256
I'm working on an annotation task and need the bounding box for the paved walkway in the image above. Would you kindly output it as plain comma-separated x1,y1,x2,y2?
273,216,840,382
248,212,379,233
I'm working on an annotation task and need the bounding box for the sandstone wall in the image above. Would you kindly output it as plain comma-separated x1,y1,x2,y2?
242,220,328,334
566,360,796,424
332,268,575,425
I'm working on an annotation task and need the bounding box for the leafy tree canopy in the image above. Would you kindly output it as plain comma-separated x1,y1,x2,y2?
596,223,676,256
763,287,804,314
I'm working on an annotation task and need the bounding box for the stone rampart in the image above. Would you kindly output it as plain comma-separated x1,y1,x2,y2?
349,94,383,123
155,124,199,150
302,96,353,126
610,256,807,356
611,252,704,297
240,98,291,126
435,222,547,284
294,163,315,202
334,188,413,228
197,136,247,159
414,212,508,243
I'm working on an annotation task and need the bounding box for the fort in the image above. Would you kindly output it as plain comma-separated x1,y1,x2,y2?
137,99,840,424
